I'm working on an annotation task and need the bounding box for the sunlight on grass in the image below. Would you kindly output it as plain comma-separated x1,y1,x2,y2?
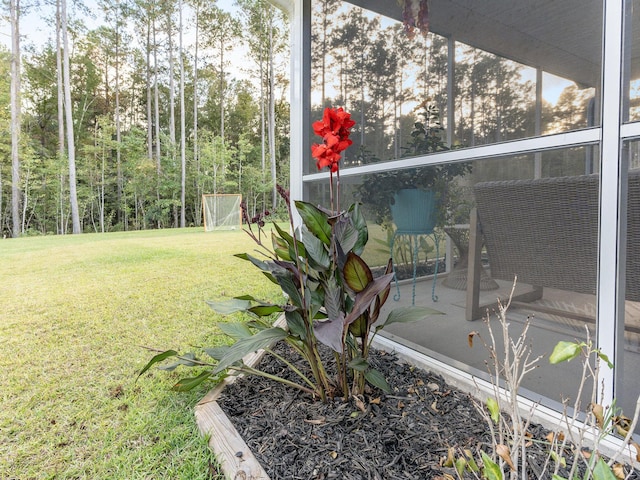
0,228,282,479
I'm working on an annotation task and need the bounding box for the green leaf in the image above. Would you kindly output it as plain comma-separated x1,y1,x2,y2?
218,322,253,340
158,352,198,371
171,371,212,392
549,451,566,468
285,310,307,340
348,356,369,372
234,252,270,271
273,222,306,259
593,458,618,480
333,217,359,254
272,232,292,261
206,298,252,315
597,351,614,369
137,350,179,378
273,270,303,308
464,451,479,472
455,457,467,476
301,225,330,270
246,320,271,331
551,475,568,480
295,201,331,245
375,259,394,309
248,304,284,317
378,305,443,329
481,451,503,480
348,315,367,337
344,273,395,327
214,327,288,374
487,397,500,424
234,294,262,301
348,203,369,255
323,277,343,323
343,252,373,293
157,362,182,372
364,368,391,393
273,221,294,245
549,341,582,364
204,346,229,361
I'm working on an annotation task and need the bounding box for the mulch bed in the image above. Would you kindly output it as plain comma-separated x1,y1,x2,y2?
216,343,637,479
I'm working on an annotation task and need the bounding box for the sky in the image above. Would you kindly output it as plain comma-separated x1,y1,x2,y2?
1,0,250,83
0,0,240,52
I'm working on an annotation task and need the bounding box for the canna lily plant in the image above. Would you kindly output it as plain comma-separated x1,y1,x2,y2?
139,107,440,402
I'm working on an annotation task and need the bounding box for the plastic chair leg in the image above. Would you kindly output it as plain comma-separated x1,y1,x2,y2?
391,234,401,302
411,234,418,305
431,234,439,303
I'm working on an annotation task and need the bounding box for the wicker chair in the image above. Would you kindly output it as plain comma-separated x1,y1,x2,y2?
466,170,640,321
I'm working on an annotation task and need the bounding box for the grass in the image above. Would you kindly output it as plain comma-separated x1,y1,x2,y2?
0,227,282,479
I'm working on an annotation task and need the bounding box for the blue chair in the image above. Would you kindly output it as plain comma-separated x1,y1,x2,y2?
390,189,440,305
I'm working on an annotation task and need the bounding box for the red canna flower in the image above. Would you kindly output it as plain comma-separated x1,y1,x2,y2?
311,142,342,172
311,107,355,172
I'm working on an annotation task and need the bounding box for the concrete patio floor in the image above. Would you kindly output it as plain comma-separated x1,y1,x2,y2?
379,272,640,422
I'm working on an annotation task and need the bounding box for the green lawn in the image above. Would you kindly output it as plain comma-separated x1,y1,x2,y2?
0,228,282,479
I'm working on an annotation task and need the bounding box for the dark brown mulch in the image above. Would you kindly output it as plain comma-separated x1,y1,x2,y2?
217,343,637,480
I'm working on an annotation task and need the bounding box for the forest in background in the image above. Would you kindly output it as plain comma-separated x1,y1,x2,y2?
2,0,597,237
2,0,290,237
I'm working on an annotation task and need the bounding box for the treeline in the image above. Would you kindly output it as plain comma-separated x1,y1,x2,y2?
2,0,289,236
3,0,596,237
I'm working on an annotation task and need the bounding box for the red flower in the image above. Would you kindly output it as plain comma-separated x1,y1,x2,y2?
311,107,355,173
311,142,342,172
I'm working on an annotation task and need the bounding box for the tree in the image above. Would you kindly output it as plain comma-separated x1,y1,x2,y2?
4,0,291,234
97,0,130,228
200,4,241,145
56,0,66,233
10,0,22,237
191,0,201,225
311,0,339,107
179,0,186,227
0,49,11,236
238,0,288,210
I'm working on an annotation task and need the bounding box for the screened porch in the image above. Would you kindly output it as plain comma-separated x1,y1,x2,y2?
288,0,640,431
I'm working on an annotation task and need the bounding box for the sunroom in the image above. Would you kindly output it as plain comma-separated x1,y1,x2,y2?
274,0,640,434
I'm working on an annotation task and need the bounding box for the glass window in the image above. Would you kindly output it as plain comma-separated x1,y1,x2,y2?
626,0,640,121
306,149,601,407
620,141,640,433
310,0,603,172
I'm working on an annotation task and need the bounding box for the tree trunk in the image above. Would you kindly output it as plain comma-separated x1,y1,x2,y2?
267,15,277,211
259,31,266,210
10,0,22,238
153,16,161,181
193,1,201,226
146,18,153,163
61,0,81,234
166,4,176,147
219,38,225,144
179,0,186,228
115,0,123,230
56,0,66,235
